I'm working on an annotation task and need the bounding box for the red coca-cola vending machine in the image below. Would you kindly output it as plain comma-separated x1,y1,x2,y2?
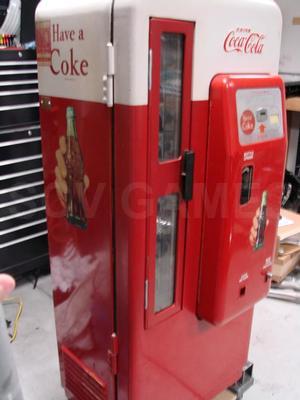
35,0,287,399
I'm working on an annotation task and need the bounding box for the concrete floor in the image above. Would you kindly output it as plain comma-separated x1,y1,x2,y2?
2,275,300,400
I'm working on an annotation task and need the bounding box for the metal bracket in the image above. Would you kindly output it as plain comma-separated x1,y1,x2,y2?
145,280,149,310
107,333,118,375
228,362,254,399
148,49,152,91
103,42,115,107
40,96,51,110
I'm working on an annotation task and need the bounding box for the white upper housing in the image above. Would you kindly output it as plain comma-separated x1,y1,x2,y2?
36,0,282,105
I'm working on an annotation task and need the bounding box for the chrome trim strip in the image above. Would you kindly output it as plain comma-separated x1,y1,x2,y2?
0,80,38,87
0,230,48,249
0,137,41,147
0,218,47,236
0,69,37,76
0,168,43,181
0,61,37,67
0,124,40,135
0,181,44,195
0,206,46,222
0,154,42,166
0,102,39,112
0,89,39,96
0,193,45,209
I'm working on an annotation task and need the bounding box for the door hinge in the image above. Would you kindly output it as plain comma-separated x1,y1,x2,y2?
148,49,152,91
145,279,149,310
107,332,118,375
103,42,115,107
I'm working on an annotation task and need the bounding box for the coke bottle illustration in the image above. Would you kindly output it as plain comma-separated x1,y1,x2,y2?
255,191,268,250
65,106,87,229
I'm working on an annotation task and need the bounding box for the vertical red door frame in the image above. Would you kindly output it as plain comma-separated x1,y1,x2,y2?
146,18,194,328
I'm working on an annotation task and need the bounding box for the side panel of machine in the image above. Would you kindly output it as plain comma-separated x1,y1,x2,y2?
36,2,116,399
198,75,287,325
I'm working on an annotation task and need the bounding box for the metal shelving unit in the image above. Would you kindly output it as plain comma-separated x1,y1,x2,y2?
0,49,48,277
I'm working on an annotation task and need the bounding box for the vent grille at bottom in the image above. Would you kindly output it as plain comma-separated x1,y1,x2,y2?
62,346,108,400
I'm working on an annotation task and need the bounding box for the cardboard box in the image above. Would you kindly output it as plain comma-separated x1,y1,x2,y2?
272,209,300,282
276,0,300,74
278,209,300,241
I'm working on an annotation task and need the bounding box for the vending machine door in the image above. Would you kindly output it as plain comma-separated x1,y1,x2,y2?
197,74,287,325
145,18,194,328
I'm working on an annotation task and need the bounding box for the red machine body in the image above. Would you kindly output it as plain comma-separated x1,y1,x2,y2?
198,75,287,325
35,1,287,399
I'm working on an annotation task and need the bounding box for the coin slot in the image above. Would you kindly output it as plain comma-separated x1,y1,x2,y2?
240,286,246,297
256,108,268,123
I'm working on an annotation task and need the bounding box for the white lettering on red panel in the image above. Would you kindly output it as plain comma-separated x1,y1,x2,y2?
244,151,254,161
224,28,265,54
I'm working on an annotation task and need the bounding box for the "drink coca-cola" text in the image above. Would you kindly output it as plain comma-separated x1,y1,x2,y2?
224,28,265,54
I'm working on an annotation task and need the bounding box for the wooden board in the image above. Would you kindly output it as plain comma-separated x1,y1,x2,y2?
278,243,300,258
275,252,295,266
293,17,300,25
272,252,300,283
286,97,300,112
213,390,237,400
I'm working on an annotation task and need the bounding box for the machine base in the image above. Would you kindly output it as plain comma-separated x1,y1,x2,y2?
228,362,254,400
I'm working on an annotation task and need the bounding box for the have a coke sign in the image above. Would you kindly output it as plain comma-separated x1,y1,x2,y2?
36,21,89,78
224,27,265,54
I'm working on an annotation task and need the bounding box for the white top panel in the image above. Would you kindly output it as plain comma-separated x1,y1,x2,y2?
36,0,112,103
36,0,282,105
114,0,282,104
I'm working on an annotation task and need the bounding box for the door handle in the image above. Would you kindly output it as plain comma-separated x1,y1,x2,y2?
181,150,195,201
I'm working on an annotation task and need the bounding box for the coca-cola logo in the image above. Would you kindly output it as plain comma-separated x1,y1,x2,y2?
224,28,265,54
241,110,255,135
